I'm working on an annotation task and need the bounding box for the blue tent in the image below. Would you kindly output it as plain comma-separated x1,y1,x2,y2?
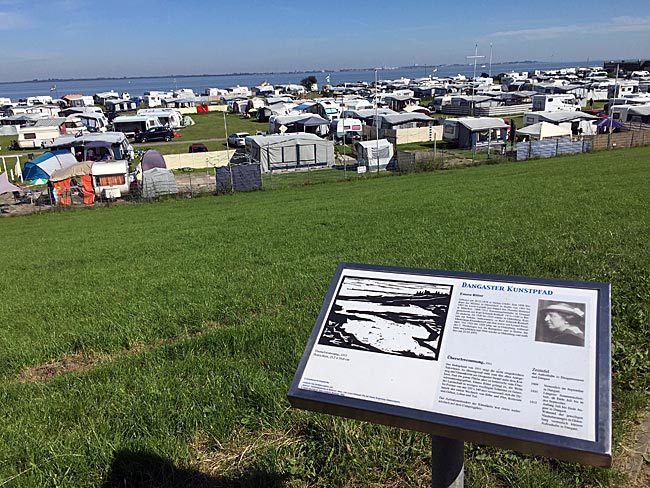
22,150,78,181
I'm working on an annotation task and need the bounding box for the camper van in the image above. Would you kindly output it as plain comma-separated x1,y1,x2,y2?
329,118,362,141
532,94,580,112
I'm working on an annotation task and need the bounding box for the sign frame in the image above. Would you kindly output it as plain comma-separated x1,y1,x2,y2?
287,262,612,467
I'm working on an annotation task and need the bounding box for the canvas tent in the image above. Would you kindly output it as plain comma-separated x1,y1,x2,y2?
516,122,572,141
354,139,394,171
141,149,166,171
21,150,78,181
245,133,335,172
141,167,178,198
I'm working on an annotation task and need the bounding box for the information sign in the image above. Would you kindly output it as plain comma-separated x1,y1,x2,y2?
288,263,611,466
357,165,367,174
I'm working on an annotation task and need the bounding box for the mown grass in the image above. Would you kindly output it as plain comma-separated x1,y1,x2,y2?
0,147,649,486
176,112,268,141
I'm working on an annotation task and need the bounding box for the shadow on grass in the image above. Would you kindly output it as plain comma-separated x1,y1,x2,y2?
102,449,287,488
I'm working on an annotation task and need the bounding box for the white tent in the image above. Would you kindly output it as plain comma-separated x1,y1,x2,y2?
354,139,394,171
516,122,572,140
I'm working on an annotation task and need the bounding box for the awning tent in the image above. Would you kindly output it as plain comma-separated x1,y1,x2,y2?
0,172,20,195
49,161,93,182
245,133,335,172
516,122,572,140
21,150,78,181
354,139,394,171
141,167,178,198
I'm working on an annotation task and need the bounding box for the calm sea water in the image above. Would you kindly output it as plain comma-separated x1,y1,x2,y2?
0,61,600,101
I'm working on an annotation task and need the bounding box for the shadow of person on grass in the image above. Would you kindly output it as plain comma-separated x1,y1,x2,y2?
102,449,287,488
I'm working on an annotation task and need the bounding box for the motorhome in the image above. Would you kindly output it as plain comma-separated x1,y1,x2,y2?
531,94,580,112
112,115,160,138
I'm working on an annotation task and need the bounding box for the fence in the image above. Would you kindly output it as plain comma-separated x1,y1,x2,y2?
590,129,650,151
516,138,592,161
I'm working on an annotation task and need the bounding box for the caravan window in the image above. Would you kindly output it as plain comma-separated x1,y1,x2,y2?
24,133,36,139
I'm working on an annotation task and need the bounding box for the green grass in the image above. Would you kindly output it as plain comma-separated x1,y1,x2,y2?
175,112,268,141
397,140,450,151
0,147,649,487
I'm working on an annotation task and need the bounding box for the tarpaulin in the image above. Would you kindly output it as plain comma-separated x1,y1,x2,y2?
80,175,94,204
54,178,72,205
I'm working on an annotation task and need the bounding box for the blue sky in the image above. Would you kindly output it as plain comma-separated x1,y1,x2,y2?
0,0,648,82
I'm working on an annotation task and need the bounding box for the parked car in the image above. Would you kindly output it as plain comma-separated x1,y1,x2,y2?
227,132,250,147
189,143,208,153
135,126,175,143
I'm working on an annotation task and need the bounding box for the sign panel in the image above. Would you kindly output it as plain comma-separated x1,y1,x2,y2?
288,263,611,466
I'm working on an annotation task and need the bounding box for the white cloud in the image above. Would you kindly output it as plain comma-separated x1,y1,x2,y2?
488,16,650,41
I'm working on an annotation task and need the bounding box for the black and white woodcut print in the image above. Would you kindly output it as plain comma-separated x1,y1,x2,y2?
318,276,453,360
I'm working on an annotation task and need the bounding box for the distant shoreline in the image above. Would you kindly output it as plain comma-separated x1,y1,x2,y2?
0,60,578,85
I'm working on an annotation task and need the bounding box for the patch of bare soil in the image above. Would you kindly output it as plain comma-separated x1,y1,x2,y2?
191,428,304,477
18,352,109,382
17,321,228,383
616,413,650,487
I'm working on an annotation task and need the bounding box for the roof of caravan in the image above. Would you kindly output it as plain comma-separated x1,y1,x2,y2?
32,118,66,127
344,108,396,118
457,117,509,130
628,105,650,116
113,115,158,123
50,132,127,147
246,132,326,146
529,111,598,123
379,113,435,125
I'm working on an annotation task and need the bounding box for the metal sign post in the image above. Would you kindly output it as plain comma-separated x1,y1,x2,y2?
431,436,464,488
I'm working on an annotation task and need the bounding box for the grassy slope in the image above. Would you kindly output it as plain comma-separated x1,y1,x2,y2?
0,148,649,486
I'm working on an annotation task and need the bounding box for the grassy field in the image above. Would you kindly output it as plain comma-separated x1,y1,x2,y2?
0,147,649,487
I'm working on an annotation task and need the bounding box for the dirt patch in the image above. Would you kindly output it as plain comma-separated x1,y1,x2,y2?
617,412,650,487
17,320,229,383
18,352,109,382
191,428,304,477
